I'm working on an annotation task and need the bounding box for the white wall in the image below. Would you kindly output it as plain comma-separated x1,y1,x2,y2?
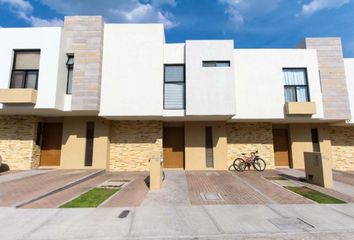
344,59,354,123
164,43,185,64
0,27,63,110
185,40,236,116
100,24,164,117
233,49,324,120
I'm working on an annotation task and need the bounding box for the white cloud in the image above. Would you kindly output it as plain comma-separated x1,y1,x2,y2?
219,0,282,28
300,0,350,15
38,0,177,29
0,0,63,27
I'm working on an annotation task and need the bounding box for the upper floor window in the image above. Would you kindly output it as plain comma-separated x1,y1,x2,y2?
10,50,40,89
66,55,74,94
164,65,185,109
202,61,230,67
283,68,309,102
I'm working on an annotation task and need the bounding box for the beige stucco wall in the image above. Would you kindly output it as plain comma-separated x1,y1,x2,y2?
184,122,227,170
0,116,40,170
109,121,162,171
60,117,109,169
330,126,354,171
227,123,275,169
289,124,332,169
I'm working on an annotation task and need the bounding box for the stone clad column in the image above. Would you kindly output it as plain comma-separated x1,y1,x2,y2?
63,16,104,111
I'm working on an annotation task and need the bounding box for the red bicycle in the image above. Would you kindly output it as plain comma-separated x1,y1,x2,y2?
233,151,266,172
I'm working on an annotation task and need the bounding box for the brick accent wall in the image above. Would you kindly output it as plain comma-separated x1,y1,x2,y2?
63,16,104,111
0,116,40,170
302,38,351,119
227,123,275,169
109,121,162,171
330,127,354,171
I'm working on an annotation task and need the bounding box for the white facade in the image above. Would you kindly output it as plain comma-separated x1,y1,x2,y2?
100,24,165,118
0,27,63,112
232,49,324,121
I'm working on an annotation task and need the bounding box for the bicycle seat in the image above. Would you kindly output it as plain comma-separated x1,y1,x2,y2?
241,153,246,155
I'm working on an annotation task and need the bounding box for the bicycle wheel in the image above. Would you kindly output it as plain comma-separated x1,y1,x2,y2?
253,158,266,171
233,158,246,172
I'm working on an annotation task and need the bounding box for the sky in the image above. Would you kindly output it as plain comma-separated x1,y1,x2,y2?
0,0,353,57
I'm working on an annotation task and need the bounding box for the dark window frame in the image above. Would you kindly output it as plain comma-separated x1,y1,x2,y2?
311,128,320,152
163,64,186,110
84,122,95,167
205,126,214,168
10,49,40,90
202,61,231,67
66,55,74,94
283,68,311,102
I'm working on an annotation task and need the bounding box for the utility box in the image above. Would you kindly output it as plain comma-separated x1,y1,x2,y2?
304,152,333,188
149,152,163,191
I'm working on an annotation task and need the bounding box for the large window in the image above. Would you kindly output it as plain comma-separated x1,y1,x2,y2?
66,56,74,94
164,65,185,109
10,50,40,89
283,68,310,102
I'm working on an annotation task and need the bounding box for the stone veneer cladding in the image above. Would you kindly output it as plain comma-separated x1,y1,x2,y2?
227,123,275,169
330,127,354,171
302,38,351,120
63,16,104,111
109,121,162,171
0,116,40,170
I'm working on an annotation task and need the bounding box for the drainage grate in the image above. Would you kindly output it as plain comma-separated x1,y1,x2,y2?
200,192,224,201
99,179,131,189
269,217,314,231
118,210,130,219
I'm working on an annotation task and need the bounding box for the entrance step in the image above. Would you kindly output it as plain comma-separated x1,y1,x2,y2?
16,169,105,208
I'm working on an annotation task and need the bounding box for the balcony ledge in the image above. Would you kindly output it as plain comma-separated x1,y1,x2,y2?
285,102,316,115
0,88,37,104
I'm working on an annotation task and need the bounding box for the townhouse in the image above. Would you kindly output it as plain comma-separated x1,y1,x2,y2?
0,16,353,172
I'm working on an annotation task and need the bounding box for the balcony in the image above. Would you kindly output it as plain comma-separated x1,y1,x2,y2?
0,89,37,104
285,102,316,115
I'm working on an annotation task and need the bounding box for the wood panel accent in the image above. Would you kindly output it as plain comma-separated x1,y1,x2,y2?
163,127,184,168
273,128,290,167
40,123,63,166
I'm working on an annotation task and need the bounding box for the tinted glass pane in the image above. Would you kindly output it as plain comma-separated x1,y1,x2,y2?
215,62,230,67
164,82,184,109
66,56,74,65
296,86,309,102
10,71,25,88
26,71,38,89
203,62,216,67
284,87,296,102
15,51,40,70
165,66,184,82
283,69,307,85
67,68,73,94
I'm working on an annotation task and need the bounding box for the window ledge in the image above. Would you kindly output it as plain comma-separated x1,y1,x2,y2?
0,88,37,104
285,102,316,115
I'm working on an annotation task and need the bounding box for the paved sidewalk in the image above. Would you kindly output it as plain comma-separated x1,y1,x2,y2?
1,204,354,239
142,170,191,206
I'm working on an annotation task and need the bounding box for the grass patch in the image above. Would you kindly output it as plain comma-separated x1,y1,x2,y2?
286,186,346,204
60,188,119,208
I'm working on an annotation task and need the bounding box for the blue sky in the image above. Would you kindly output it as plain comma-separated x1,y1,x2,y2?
0,0,353,57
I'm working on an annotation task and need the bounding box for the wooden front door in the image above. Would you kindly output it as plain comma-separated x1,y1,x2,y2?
273,128,290,167
163,127,185,168
40,123,63,166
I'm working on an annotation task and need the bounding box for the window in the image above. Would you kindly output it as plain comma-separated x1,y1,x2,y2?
311,128,320,152
164,65,185,109
283,68,310,102
66,56,74,94
205,127,214,168
202,61,230,67
85,122,94,167
10,50,40,89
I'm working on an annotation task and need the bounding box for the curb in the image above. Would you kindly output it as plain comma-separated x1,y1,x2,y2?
14,169,105,208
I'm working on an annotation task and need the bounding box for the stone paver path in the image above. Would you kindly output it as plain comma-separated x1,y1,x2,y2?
0,169,101,207
0,169,53,184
